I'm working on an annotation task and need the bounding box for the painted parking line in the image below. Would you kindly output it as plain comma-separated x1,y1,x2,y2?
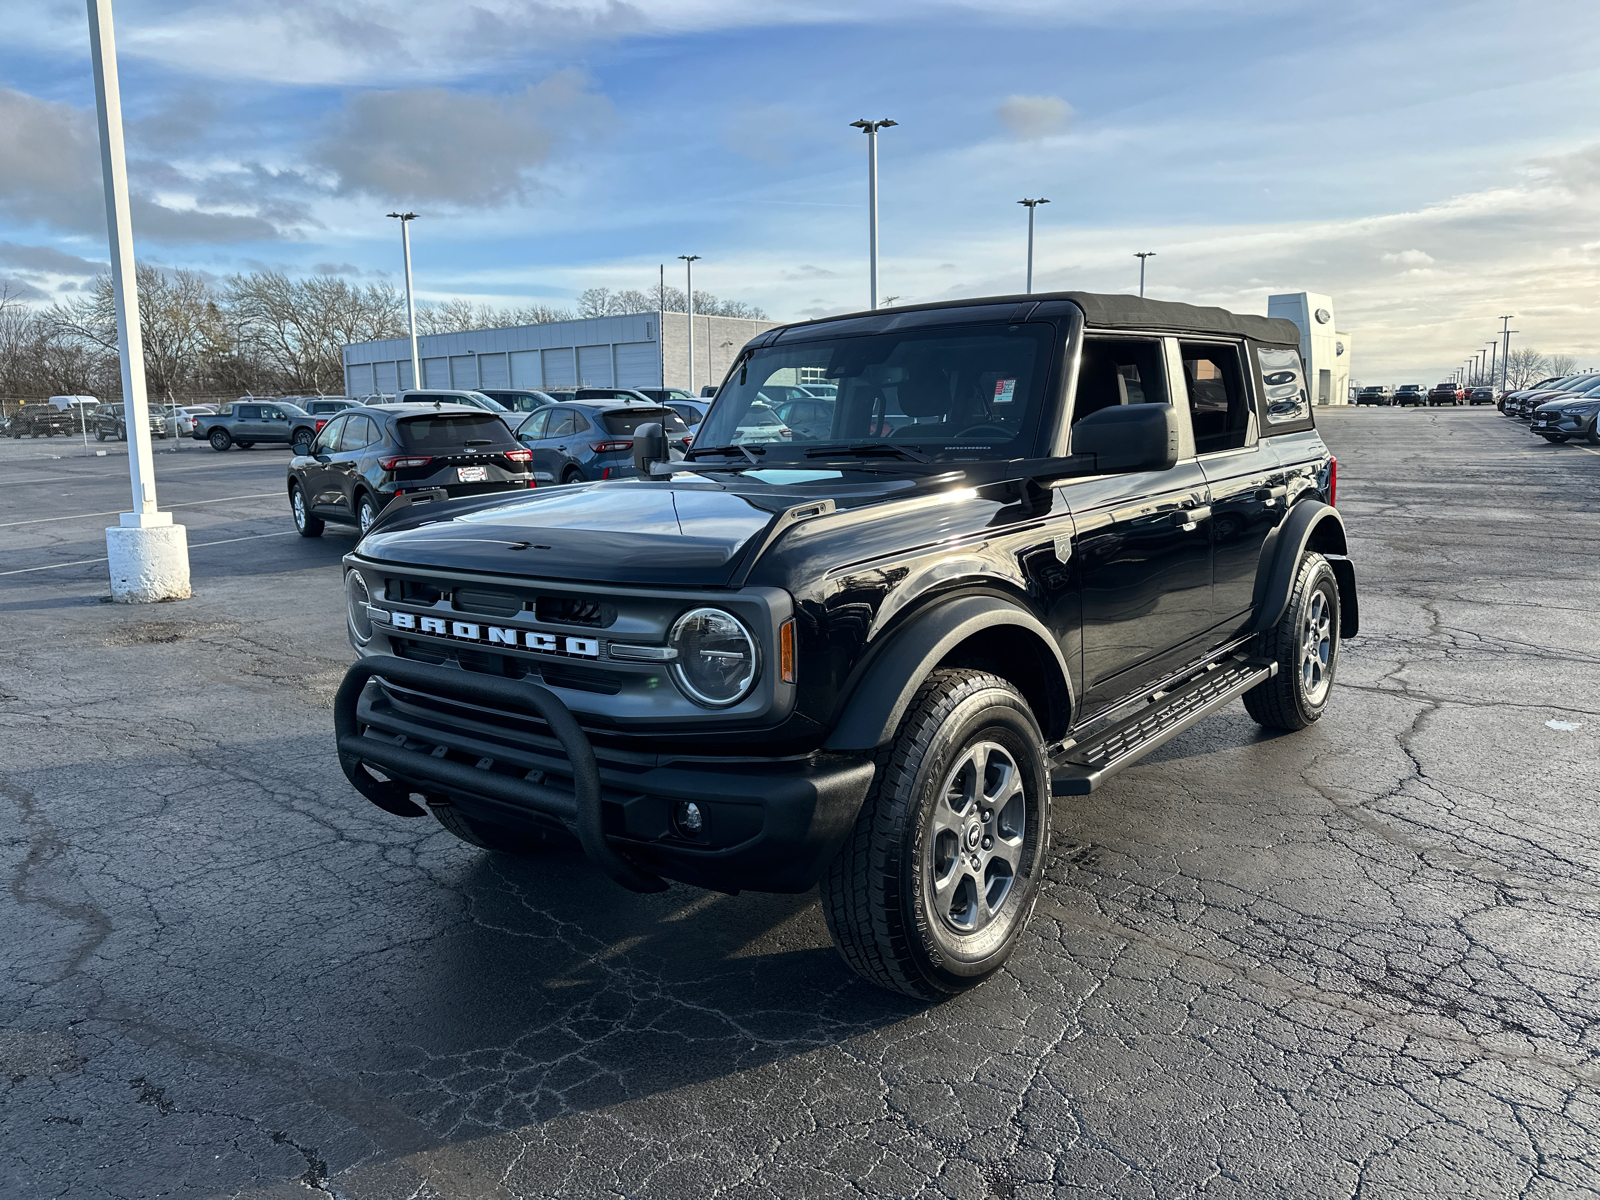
0,529,298,576
0,491,283,529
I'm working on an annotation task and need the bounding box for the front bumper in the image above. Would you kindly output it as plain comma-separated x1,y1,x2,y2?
334,656,875,894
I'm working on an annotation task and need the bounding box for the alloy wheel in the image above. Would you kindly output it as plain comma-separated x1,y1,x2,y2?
927,741,1028,934
1299,588,1334,704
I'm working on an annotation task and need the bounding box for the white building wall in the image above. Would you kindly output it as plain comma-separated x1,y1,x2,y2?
1267,292,1351,406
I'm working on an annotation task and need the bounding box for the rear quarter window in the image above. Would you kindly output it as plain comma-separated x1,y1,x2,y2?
1253,344,1313,431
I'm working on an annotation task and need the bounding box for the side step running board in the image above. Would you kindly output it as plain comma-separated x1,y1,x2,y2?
1049,656,1276,796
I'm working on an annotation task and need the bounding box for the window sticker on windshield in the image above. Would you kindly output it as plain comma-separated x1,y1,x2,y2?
993,379,1017,404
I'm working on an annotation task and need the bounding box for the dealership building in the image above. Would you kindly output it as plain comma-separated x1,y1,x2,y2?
1267,292,1353,405
341,310,779,398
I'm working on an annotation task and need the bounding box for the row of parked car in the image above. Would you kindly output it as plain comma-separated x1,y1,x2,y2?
278,383,845,537
2,396,223,440
1497,372,1600,443
1353,383,1497,406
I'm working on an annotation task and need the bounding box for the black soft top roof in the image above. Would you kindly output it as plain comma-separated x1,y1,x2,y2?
771,290,1302,347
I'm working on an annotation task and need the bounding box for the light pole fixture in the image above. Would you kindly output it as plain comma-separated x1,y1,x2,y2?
387,212,420,389
850,118,897,309
1135,251,1156,298
679,254,700,394
88,0,190,601
1018,198,1050,294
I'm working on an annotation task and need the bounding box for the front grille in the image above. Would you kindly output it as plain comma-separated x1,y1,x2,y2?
535,596,612,627
390,637,620,694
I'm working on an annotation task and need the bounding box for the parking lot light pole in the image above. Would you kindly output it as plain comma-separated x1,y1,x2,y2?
1499,315,1515,393
679,254,700,393
850,119,896,309
1135,251,1156,297
387,213,420,389
88,0,190,602
1018,198,1049,294
1485,341,1497,390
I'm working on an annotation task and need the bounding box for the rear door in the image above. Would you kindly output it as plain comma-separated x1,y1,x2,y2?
325,414,377,515
1183,339,1287,630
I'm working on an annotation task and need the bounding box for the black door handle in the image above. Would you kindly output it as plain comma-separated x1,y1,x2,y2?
1173,506,1211,530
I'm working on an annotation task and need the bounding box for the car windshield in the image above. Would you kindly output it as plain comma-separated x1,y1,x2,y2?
693,323,1055,461
599,408,690,435
399,413,517,451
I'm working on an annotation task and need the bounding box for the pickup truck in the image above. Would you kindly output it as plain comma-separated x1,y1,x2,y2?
193,400,321,453
1427,382,1464,406
332,290,1357,1001
9,403,80,438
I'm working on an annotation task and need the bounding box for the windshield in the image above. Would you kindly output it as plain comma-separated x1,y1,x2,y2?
693,323,1055,461
399,413,517,451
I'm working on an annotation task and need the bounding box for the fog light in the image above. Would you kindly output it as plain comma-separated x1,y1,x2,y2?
674,801,704,837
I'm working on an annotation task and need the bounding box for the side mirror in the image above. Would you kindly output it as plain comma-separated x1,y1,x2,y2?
1069,402,1180,473
632,422,668,476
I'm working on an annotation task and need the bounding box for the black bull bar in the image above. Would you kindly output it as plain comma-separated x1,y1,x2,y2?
334,657,667,893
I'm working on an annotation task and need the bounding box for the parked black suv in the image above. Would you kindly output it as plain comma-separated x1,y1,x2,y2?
332,292,1357,1000
288,404,534,537
1354,386,1390,406
92,404,169,441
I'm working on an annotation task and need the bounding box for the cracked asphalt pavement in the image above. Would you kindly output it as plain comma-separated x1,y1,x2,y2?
2,410,1597,1198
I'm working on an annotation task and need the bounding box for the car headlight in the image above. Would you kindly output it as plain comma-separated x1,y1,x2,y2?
346,570,374,642
668,607,759,707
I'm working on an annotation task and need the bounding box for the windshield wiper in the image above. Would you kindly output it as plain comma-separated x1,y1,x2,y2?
686,443,765,464
803,442,930,462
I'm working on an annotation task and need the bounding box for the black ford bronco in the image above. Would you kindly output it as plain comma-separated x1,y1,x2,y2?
333,291,1356,1000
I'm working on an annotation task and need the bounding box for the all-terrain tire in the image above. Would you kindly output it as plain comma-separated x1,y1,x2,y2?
1243,551,1341,731
428,799,550,856
820,669,1051,1001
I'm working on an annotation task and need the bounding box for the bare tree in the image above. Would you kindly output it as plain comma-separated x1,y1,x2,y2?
228,272,403,394
1545,353,1576,377
1503,349,1551,390
51,265,222,402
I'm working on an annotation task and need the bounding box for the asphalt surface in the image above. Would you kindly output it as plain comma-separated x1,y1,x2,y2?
1,410,1597,1199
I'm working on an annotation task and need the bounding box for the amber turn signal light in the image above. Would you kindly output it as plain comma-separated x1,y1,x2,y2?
779,618,795,684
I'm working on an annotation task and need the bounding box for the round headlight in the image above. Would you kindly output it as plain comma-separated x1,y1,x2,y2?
668,607,759,707
346,570,373,642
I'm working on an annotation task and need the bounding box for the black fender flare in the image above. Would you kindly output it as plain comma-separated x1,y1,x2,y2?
1250,500,1359,637
823,594,1073,752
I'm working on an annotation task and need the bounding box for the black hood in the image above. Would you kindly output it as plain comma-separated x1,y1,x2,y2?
355,471,923,586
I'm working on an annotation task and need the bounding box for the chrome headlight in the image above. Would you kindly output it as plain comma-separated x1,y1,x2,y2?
668,607,759,707
346,570,373,643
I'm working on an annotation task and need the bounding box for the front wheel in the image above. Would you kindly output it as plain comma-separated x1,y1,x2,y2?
356,493,379,535
290,484,324,537
95,428,106,442
821,669,1051,1001
1243,552,1341,731
209,429,232,451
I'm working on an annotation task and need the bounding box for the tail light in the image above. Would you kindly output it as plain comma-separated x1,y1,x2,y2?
590,440,633,453
1327,456,1337,506
779,429,793,438
314,419,328,432
504,448,532,462
378,454,433,469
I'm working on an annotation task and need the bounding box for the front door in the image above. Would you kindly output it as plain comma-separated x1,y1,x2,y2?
304,415,347,512
1066,335,1216,716
257,405,290,443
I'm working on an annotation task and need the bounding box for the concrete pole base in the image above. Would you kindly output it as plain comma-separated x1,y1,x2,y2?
106,523,191,602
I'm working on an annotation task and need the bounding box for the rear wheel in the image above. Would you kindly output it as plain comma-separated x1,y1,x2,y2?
356,493,379,534
290,484,324,537
209,428,232,451
561,467,583,485
1243,552,1340,731
820,669,1050,1001
428,799,550,855
95,428,106,442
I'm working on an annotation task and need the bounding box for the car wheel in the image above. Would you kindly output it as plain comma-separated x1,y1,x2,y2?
290,484,324,538
1243,552,1340,732
95,428,106,442
209,429,232,451
561,467,583,485
428,799,551,856
236,441,255,449
356,493,379,534
820,668,1050,1001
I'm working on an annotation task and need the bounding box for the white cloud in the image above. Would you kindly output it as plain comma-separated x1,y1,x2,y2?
1381,249,1435,266
996,94,1073,140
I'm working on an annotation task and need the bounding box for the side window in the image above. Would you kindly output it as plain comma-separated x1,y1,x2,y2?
261,407,284,421
236,405,259,420
339,415,376,452
1257,347,1310,425
1072,337,1167,422
518,410,549,440
312,416,345,454
671,404,703,427
1180,342,1254,453
570,412,593,434
546,410,577,438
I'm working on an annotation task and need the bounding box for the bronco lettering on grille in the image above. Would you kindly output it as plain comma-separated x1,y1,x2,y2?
388,610,599,658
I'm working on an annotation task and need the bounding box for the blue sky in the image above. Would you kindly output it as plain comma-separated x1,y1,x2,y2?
4,0,1600,379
